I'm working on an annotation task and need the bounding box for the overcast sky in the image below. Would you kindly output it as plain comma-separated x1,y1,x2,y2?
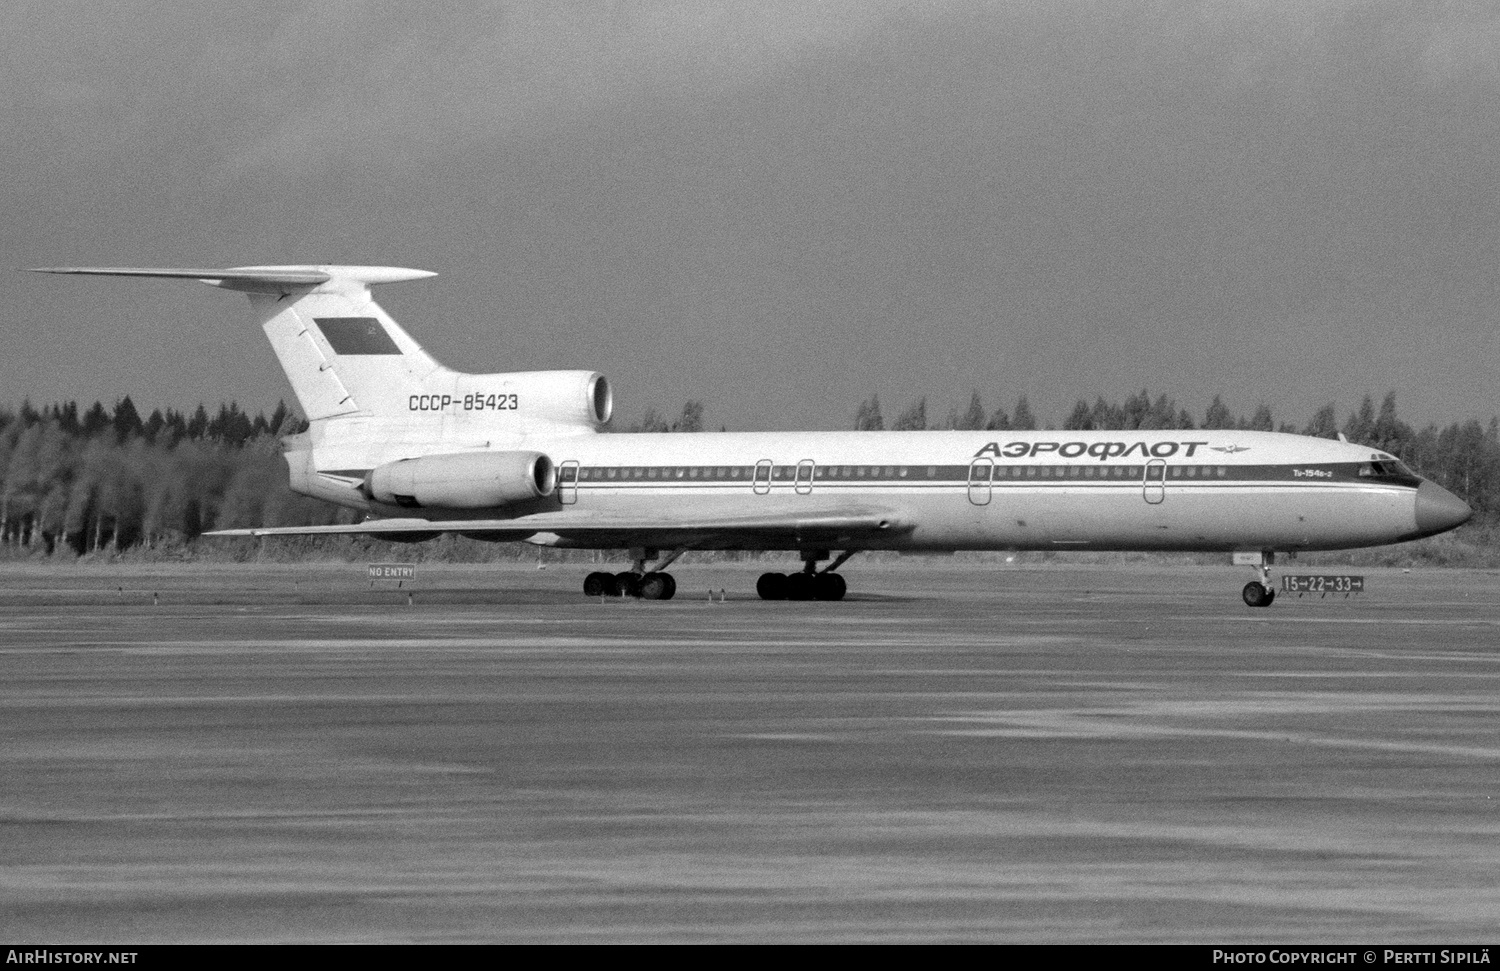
5,0,1499,431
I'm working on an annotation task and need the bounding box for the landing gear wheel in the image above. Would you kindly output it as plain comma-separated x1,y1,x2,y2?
638,572,676,601
785,572,816,601
616,571,641,598
756,572,788,600
1242,581,1274,608
814,573,847,601
583,571,617,597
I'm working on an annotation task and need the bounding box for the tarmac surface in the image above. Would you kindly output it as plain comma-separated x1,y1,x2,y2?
2,558,1498,943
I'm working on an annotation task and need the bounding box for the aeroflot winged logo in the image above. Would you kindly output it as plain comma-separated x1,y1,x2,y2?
974,440,1211,461
1210,444,1252,454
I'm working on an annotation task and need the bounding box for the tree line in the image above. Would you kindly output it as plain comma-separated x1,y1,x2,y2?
0,398,333,554
1,390,1496,558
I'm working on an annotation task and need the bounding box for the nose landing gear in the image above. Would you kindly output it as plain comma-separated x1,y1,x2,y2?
1237,551,1277,608
1242,580,1276,608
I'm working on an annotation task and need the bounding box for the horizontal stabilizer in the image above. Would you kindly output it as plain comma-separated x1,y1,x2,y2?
29,266,331,291
27,265,435,293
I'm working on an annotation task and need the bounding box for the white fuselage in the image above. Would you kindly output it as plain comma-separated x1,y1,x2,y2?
292,428,1441,553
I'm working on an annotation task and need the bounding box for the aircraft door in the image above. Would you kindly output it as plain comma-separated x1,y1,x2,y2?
753,459,773,495
967,458,994,506
558,460,579,505
1143,459,1166,505
795,460,815,495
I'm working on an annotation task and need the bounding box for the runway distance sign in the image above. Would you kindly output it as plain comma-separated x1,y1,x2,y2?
368,563,416,581
1280,574,1364,595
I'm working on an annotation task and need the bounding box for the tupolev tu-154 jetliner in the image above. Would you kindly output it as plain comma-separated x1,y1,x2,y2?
32,264,1473,606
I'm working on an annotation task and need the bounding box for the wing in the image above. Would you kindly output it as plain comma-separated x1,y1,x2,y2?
206,506,909,548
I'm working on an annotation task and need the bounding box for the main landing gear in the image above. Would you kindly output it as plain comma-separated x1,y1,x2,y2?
583,547,683,600
757,551,855,602
1239,551,1277,608
583,570,677,600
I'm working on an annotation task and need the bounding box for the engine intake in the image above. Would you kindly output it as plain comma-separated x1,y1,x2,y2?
449,371,612,430
365,451,555,509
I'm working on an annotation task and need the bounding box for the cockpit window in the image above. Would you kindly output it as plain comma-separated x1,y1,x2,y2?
1359,459,1417,479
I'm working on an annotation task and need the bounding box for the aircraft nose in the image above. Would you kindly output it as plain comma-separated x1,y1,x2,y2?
1415,480,1472,535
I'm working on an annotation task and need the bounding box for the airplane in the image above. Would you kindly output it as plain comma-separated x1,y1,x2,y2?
31,264,1473,606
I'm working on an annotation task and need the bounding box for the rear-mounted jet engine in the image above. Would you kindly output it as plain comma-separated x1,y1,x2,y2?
364,451,555,509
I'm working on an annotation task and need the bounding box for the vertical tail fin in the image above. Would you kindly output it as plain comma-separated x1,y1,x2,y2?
232,266,445,421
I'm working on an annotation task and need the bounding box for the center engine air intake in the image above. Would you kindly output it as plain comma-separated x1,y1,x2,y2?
471,370,611,428
364,451,555,509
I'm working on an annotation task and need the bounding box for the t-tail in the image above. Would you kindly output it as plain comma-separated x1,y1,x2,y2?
29,265,613,508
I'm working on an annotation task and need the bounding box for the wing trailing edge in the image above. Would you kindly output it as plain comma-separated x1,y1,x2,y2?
206,508,909,545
